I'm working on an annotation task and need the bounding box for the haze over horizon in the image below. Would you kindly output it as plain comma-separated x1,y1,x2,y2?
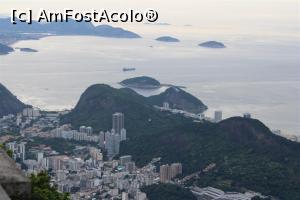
1,0,299,37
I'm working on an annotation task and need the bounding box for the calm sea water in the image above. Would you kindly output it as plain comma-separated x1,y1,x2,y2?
1,24,299,136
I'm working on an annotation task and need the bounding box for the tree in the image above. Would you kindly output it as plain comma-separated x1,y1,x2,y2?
30,171,70,200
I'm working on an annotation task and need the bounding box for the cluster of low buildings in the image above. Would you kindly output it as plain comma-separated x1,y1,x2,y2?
22,148,161,200
191,186,266,200
50,125,100,143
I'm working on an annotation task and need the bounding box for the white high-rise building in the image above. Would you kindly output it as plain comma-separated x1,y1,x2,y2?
163,102,170,109
122,192,129,200
37,152,44,163
160,164,170,183
6,142,26,161
22,107,40,119
86,126,93,135
105,131,120,159
170,163,182,178
99,131,105,147
112,113,124,134
243,113,251,119
120,128,127,141
214,110,222,122
79,126,86,133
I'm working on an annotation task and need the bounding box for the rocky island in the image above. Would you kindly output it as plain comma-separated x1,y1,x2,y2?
0,17,141,44
155,36,180,42
94,25,141,38
199,41,226,48
0,43,14,55
120,76,161,89
19,48,38,53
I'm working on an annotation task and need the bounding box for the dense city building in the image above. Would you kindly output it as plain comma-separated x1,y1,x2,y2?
214,110,222,122
112,112,124,134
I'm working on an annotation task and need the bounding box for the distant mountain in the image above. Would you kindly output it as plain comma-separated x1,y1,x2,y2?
156,36,180,42
0,83,28,117
94,25,141,38
0,43,14,55
0,18,141,39
0,18,42,33
61,84,188,135
120,76,161,89
42,19,95,35
148,87,207,113
199,41,226,48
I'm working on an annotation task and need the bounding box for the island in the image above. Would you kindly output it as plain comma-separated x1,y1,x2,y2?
19,48,38,53
0,17,141,44
198,41,226,48
0,43,14,55
94,25,141,38
156,36,180,42
120,76,161,89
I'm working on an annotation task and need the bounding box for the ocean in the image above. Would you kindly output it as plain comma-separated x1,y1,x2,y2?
1,24,299,136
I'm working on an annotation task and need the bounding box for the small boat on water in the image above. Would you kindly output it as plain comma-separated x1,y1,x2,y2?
123,67,136,72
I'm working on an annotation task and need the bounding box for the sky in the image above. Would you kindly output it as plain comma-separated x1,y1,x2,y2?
1,0,299,34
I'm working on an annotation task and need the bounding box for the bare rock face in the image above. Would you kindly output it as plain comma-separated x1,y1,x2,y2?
0,150,31,200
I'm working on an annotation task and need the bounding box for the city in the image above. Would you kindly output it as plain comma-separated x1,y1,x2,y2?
0,104,276,200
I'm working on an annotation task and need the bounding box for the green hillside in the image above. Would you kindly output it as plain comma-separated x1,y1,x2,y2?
61,84,300,199
0,83,28,117
148,87,207,113
61,84,189,136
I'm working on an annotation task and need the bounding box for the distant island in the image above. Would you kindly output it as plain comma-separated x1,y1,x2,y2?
0,18,141,45
94,25,141,38
120,76,161,89
120,76,186,90
123,67,136,72
156,36,180,42
0,43,14,55
18,48,38,53
199,41,226,48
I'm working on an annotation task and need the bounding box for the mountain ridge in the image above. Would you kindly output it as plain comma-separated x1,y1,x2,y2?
0,18,141,39
0,83,29,117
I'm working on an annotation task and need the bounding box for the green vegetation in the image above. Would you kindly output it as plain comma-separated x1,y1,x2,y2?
147,86,207,113
120,76,161,88
0,143,13,157
61,84,190,135
61,84,300,199
30,171,70,200
141,184,196,200
122,118,300,199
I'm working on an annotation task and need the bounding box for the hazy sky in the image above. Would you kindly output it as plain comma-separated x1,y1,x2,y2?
1,0,299,29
